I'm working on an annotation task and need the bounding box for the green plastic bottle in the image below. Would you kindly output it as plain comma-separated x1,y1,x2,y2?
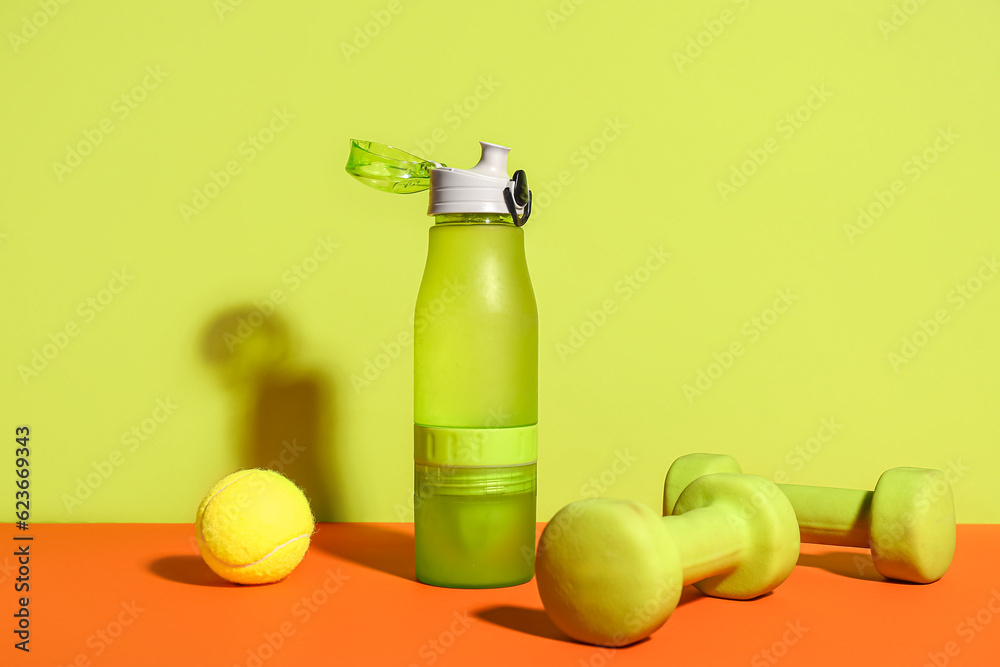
347,139,537,588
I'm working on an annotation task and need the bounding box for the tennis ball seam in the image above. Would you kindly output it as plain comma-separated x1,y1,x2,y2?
220,533,311,569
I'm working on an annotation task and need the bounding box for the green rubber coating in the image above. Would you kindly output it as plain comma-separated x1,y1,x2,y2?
536,498,682,647
869,467,956,584
670,473,800,599
779,484,872,547
662,454,957,583
535,475,799,647
663,453,742,515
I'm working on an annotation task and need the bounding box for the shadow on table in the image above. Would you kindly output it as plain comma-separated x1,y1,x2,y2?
796,551,886,582
312,523,416,582
475,606,570,642
199,306,343,522
148,555,233,588
475,586,702,644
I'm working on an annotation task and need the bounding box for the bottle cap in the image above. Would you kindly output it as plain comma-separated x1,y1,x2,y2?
345,139,532,225
429,142,508,212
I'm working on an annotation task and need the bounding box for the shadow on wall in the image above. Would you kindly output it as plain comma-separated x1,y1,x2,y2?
200,306,342,521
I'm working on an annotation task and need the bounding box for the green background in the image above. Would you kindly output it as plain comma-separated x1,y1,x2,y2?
2,0,997,523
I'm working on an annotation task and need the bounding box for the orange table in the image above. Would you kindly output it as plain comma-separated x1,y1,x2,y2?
5,524,998,666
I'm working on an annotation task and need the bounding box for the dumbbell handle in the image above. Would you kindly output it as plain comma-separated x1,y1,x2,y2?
778,484,872,548
663,507,744,585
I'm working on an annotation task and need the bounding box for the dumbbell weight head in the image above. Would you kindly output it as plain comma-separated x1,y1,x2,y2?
535,498,682,647
663,452,742,515
672,473,800,599
869,467,956,584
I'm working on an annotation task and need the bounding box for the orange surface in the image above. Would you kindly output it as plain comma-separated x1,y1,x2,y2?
4,523,999,666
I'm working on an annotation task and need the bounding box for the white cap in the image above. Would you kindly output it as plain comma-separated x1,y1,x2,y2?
428,142,523,216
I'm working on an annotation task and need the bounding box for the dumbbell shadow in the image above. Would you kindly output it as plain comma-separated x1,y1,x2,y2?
476,588,703,644
796,550,886,583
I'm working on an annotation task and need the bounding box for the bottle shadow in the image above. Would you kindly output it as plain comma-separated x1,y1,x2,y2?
149,305,343,586
199,305,342,521
311,523,416,582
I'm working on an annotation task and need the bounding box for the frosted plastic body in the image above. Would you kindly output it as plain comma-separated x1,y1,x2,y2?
413,214,538,588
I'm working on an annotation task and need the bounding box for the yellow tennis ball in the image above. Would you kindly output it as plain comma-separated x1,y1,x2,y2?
195,468,315,584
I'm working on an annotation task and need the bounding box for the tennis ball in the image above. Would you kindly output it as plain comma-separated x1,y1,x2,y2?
195,468,314,584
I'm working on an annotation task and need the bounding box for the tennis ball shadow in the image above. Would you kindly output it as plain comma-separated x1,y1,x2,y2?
200,306,343,521
149,555,233,587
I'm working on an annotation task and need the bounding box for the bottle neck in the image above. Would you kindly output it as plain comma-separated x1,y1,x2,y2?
433,213,514,226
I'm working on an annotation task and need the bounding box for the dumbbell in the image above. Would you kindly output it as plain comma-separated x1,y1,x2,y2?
535,473,799,647
663,453,956,584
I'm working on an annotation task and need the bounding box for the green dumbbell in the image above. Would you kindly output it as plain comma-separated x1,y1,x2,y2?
536,474,799,647
663,453,956,584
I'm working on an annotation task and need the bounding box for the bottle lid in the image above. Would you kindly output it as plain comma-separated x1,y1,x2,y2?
345,139,532,225
344,139,442,194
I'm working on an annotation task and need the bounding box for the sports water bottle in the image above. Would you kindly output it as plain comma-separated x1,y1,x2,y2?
347,139,537,588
